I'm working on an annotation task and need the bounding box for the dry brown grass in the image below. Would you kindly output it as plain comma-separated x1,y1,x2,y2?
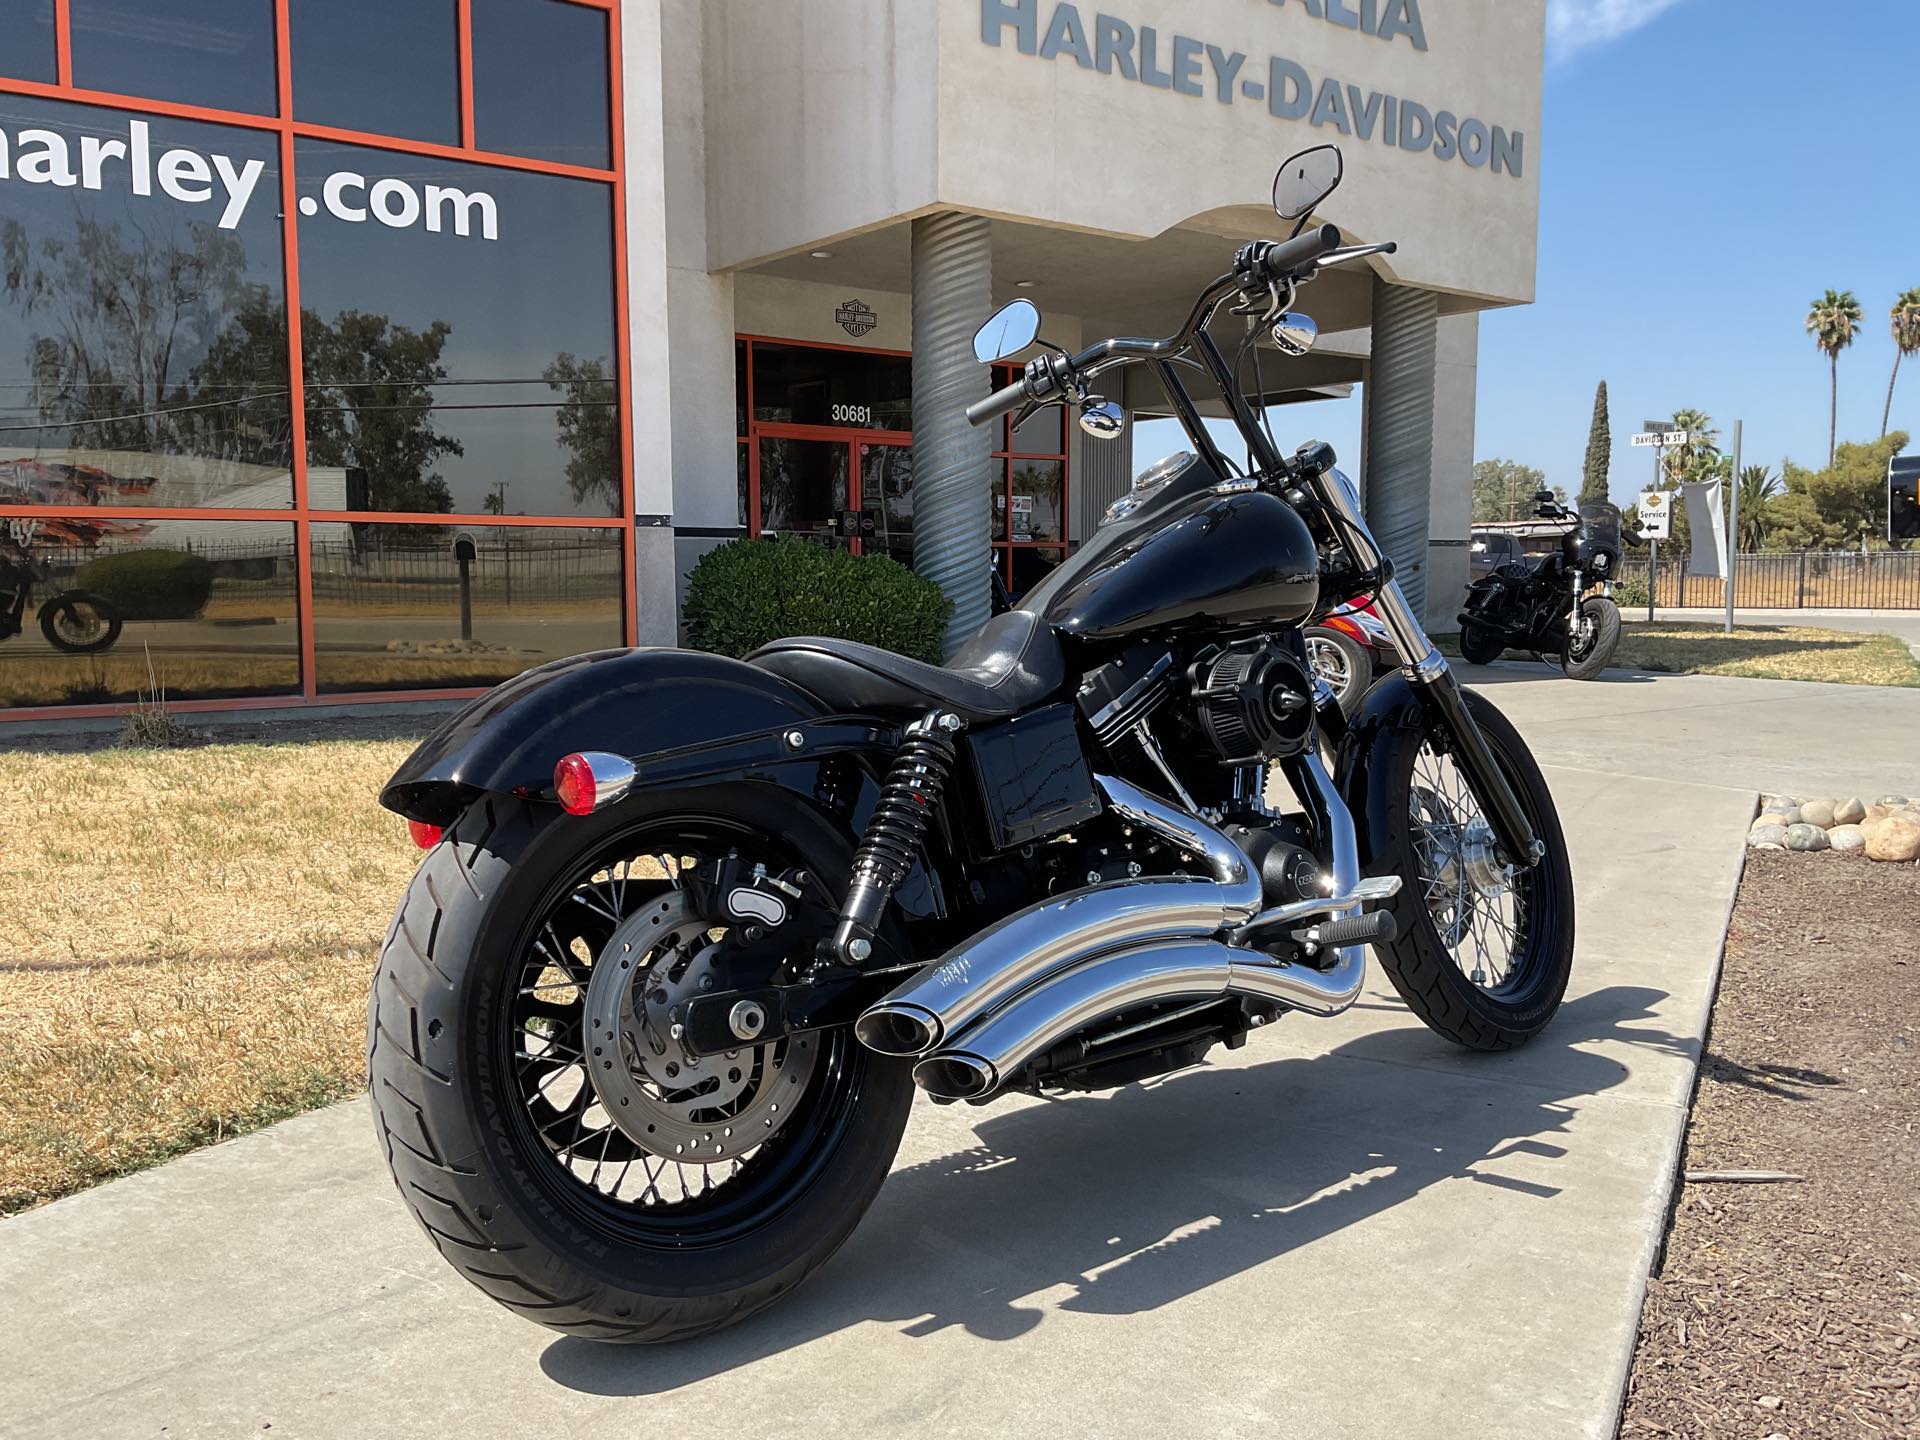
1612,624,1920,687
0,737,421,1213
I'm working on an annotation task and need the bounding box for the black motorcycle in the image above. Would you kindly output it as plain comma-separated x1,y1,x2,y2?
1458,494,1624,680
369,145,1575,1344
0,545,122,654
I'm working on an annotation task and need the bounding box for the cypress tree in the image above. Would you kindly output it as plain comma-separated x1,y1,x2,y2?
1579,380,1611,505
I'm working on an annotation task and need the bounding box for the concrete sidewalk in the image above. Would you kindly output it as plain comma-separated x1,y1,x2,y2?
9,670,1910,1439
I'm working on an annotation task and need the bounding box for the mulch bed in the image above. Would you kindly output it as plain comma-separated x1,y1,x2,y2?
1619,850,1920,1438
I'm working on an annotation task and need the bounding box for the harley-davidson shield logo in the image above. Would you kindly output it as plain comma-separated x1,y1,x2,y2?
835,298,878,338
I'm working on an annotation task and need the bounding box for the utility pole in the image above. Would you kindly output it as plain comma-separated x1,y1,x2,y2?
1724,420,1741,634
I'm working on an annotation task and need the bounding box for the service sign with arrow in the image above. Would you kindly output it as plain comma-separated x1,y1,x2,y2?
1636,490,1673,539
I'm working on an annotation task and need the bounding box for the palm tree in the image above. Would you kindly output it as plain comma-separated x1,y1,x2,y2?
1806,289,1863,463
1733,464,1782,551
1883,287,1920,437
1661,407,1720,485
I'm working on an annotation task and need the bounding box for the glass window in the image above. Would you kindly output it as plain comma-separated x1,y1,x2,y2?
734,340,748,438
294,140,620,518
70,0,278,116
0,1,57,83
0,518,298,706
471,0,611,169
756,436,846,541
291,0,459,145
310,523,623,692
751,345,911,431
735,442,748,528
1008,546,1064,600
1008,460,1063,543
1011,402,1063,455
0,97,291,509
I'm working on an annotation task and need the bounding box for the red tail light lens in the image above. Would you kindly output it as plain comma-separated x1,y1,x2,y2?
554,753,598,816
407,819,444,849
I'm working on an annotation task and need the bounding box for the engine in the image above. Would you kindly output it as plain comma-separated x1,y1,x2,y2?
1186,640,1316,764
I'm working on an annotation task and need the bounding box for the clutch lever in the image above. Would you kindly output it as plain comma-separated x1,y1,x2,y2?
1313,241,1399,270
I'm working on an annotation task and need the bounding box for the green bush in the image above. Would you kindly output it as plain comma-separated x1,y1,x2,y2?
74,549,214,621
1611,575,1649,610
685,537,953,664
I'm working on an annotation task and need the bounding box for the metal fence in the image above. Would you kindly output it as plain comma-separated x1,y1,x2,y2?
1623,550,1920,610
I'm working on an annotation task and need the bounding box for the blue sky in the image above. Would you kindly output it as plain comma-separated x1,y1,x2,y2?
1481,0,1920,505
1141,0,1920,510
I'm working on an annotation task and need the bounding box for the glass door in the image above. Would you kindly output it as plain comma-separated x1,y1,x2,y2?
757,434,850,544
860,442,914,567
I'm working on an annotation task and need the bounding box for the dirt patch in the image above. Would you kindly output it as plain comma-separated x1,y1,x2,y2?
1619,850,1920,1438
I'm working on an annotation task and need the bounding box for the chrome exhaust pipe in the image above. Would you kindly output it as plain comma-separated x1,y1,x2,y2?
854,775,1261,1057
911,935,1369,1101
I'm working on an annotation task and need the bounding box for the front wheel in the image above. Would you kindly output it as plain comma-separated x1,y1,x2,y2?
367,787,913,1343
1562,596,1621,680
1365,690,1575,1050
38,591,122,653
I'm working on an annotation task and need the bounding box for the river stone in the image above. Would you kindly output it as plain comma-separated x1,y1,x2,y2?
1875,795,1910,809
1784,823,1830,852
1834,797,1867,825
1798,799,1837,829
1747,823,1788,850
1760,806,1802,827
1762,795,1798,812
1828,824,1867,854
1866,815,1920,863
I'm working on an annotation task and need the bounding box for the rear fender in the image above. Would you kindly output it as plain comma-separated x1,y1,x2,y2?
383,648,840,825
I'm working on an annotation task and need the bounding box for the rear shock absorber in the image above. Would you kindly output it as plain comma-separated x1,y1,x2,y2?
827,711,961,964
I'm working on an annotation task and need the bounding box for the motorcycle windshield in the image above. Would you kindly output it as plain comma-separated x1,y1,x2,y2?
1577,503,1622,552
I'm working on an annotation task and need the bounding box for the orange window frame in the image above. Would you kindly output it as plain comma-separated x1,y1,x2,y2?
0,0,635,722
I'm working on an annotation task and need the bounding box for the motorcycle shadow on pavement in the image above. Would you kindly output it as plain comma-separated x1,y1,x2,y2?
541,984,1685,1396
1453,660,1657,686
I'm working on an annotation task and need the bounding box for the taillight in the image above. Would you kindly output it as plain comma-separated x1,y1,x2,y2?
407,819,443,849
554,751,636,816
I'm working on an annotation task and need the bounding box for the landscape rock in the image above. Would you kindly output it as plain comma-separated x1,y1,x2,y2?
1761,795,1798,813
1875,794,1910,809
1798,799,1837,829
1783,824,1830,852
1828,824,1867,854
1747,824,1788,850
1760,806,1801,827
1865,815,1920,863
1833,797,1867,825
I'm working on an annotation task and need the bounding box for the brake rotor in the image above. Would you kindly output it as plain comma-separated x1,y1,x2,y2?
581,890,817,1162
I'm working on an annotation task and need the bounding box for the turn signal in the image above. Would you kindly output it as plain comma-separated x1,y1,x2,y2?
554,751,637,816
407,819,443,849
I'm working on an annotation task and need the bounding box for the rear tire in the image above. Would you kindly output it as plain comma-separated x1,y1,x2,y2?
1304,627,1371,715
1365,690,1575,1050
367,789,913,1344
1561,596,1621,680
38,591,121,653
1457,622,1504,666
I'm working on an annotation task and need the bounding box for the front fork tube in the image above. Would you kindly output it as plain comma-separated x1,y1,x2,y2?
1314,467,1543,869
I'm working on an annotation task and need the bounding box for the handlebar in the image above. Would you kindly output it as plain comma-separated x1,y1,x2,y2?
966,376,1032,429
1245,223,1343,286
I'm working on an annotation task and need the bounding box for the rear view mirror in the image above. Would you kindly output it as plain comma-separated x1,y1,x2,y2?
1273,145,1343,222
973,299,1041,363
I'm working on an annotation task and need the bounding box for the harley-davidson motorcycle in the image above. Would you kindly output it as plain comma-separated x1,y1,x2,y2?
369,146,1574,1344
1458,493,1625,679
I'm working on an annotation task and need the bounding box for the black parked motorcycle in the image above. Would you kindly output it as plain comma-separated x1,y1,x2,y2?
369,145,1575,1344
0,545,122,654
1458,494,1624,680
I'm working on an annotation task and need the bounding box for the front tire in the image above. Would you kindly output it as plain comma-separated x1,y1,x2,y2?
39,591,121,653
1561,596,1621,680
367,788,913,1344
1366,690,1575,1050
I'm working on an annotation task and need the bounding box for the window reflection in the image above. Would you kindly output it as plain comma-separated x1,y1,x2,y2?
294,141,619,518
291,0,459,145
1008,460,1064,543
0,98,292,509
471,0,611,168
0,517,297,706
311,523,623,692
0,1,57,82
751,344,911,431
70,0,278,116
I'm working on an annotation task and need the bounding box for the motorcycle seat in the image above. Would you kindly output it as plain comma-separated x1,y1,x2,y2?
750,609,1065,724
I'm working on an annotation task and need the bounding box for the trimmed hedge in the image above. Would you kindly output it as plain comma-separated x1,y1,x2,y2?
685,537,952,664
73,550,215,621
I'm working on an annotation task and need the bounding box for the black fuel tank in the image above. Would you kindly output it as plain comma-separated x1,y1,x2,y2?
1023,478,1321,642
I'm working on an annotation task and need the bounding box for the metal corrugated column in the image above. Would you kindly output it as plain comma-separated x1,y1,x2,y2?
1364,278,1440,620
911,212,994,656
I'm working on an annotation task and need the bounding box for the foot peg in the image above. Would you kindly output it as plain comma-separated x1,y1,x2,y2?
1292,909,1397,950
1231,873,1401,945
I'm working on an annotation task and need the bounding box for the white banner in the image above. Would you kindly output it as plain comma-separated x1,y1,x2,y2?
1683,480,1728,580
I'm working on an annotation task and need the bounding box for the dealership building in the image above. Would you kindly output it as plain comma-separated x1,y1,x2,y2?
0,0,1543,719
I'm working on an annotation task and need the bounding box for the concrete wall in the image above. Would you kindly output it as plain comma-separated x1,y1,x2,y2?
1427,311,1478,627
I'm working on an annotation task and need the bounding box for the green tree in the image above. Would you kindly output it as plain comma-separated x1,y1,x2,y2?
543,352,620,512
1579,380,1611,504
1661,408,1722,486
1471,458,1559,522
301,309,462,517
1778,431,1909,550
1883,287,1920,438
1806,289,1864,464
1733,464,1782,551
